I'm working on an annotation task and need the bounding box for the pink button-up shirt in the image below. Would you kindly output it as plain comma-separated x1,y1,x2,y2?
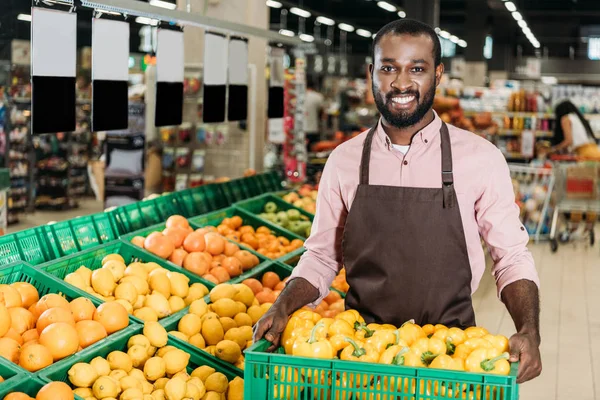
291,111,540,306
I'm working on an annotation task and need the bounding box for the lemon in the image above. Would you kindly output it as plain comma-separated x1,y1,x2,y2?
232,284,255,307
211,298,238,318
209,284,238,303
189,299,208,318
121,276,150,296
169,330,189,342
73,388,94,397
189,333,206,349
120,388,144,400
191,366,215,382
124,263,149,281
164,377,187,400
120,375,143,392
141,380,154,394
202,392,223,400
144,356,166,381
201,319,224,346
68,362,98,388
178,314,202,337
184,283,209,305
65,272,87,290
102,254,125,265
166,272,190,298
128,344,149,368
168,296,186,313
108,351,133,372
147,345,157,358
133,295,146,310
185,379,205,400
215,340,241,364
144,262,162,273
128,368,146,382
90,356,111,377
115,282,139,304
93,376,120,399
76,266,93,286
127,334,151,350
171,371,191,382
114,299,134,314
134,307,159,322
205,372,228,393
154,378,169,390
224,328,247,350
233,313,252,327
92,268,117,297
162,348,190,375
109,369,128,382
227,377,243,400
149,273,171,299
246,306,265,325
144,293,172,319
151,389,166,400
144,321,169,348
219,317,237,333
156,346,177,357
103,260,127,282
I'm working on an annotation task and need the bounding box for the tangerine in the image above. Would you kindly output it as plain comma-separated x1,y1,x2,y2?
36,308,76,334
75,320,107,348
144,232,175,259
183,232,206,253
93,302,129,334
166,215,190,230
70,297,96,322
39,322,79,361
10,282,39,309
162,227,188,248
19,343,53,372
36,381,74,400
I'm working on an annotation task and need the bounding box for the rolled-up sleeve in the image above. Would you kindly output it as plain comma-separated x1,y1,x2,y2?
475,150,540,298
289,150,347,306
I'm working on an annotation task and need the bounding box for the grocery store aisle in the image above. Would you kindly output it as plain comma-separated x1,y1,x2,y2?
473,239,600,400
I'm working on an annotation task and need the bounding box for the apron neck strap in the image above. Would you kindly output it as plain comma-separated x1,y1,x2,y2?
359,125,378,185
440,122,454,186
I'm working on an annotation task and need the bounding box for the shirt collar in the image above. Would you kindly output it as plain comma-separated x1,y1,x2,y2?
375,110,443,151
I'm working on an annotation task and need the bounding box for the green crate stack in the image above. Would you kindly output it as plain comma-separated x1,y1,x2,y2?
0,356,31,398
0,262,134,377
110,195,183,235
175,183,228,218
219,179,252,205
245,339,519,400
37,240,212,324
0,376,68,400
0,227,56,267
188,208,305,263
39,325,243,392
255,171,283,193
42,213,119,258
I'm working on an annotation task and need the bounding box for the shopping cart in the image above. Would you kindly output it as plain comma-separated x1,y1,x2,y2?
508,164,555,243
549,161,600,252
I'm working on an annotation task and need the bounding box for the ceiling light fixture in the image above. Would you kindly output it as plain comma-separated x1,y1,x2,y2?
135,16,159,26
290,7,311,18
439,30,451,39
511,11,523,21
522,26,531,34
398,10,406,18
299,33,314,42
316,16,335,26
338,23,355,32
450,35,459,44
505,1,517,12
278,29,295,37
458,39,467,48
17,13,32,22
372,33,377,39
266,0,282,8
518,20,527,28
149,0,176,10
356,29,372,38
434,27,441,34
376,1,397,12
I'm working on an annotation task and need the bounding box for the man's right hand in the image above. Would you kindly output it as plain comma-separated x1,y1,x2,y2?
252,304,289,352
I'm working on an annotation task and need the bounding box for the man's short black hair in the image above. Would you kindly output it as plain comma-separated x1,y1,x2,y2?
372,19,442,66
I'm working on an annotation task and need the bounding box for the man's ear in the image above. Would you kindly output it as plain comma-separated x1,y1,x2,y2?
435,63,445,87
369,63,374,77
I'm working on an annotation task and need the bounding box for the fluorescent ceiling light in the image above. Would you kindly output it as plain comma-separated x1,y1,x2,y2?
518,20,527,28
135,16,159,26
149,0,176,10
434,27,441,33
505,1,517,12
541,76,558,84
512,11,523,21
377,1,397,12
458,39,467,48
398,10,406,18
522,26,531,34
299,33,314,42
533,42,540,48
17,13,31,22
450,35,459,44
316,16,335,26
439,30,451,39
372,33,377,39
338,23,355,32
290,7,311,18
96,9,121,16
279,29,295,37
356,29,372,38
266,0,282,8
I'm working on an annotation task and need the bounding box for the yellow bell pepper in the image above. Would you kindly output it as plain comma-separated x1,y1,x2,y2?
329,334,353,353
410,337,447,365
310,371,331,400
282,316,315,352
328,319,355,338
397,320,426,346
464,326,489,339
340,338,380,363
380,324,397,330
379,345,410,365
465,348,510,375
402,350,426,367
422,324,435,337
433,327,467,355
453,338,494,360
272,366,304,400
292,309,322,323
335,370,372,393
335,310,365,329
292,321,335,359
434,323,448,331
355,323,376,340
365,329,399,353
283,327,312,355
429,354,464,371
483,334,509,353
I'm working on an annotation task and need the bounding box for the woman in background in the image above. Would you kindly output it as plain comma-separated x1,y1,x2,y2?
551,100,600,160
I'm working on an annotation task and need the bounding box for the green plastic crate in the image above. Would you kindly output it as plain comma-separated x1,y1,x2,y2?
0,376,73,400
229,260,293,286
175,183,228,218
37,240,212,323
39,324,243,391
111,195,183,235
0,262,133,377
42,213,119,258
0,227,56,266
219,179,253,205
245,339,519,400
188,208,305,263
256,171,283,192
0,356,30,398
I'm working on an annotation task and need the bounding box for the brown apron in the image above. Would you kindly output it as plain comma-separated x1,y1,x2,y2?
342,122,476,329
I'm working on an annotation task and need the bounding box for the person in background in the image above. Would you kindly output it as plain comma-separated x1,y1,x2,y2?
551,100,600,160
304,78,325,152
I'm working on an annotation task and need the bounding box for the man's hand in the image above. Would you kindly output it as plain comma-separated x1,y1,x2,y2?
252,304,289,352
509,331,542,383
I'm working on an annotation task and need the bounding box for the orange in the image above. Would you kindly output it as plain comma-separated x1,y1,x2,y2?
183,232,206,253
256,291,277,305
162,227,189,248
203,274,219,285
230,216,243,229
324,290,342,305
242,279,263,295
4,393,33,400
144,232,175,259
205,233,226,256
39,322,79,361
233,250,258,271
166,215,190,230
183,252,210,276
221,218,234,229
210,267,231,284
240,233,259,250
36,308,76,335
130,236,145,248
274,281,286,291
0,302,12,337
19,343,53,372
36,381,74,400
169,248,189,267
0,337,21,363
256,226,271,235
217,224,233,236
224,242,240,257
22,329,39,343
3,328,23,345
33,294,70,321
11,282,39,309
222,257,243,278
238,226,255,235
261,272,280,290
8,307,35,335
93,301,128,334
70,297,96,322
0,285,23,308
75,320,107,348
290,239,304,249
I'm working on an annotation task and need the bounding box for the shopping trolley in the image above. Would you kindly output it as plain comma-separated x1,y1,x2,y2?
508,164,555,244
549,161,600,252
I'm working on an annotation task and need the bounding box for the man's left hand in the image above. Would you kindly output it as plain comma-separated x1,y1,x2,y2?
509,332,542,383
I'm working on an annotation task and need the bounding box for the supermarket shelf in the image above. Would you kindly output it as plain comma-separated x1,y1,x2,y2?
497,129,553,138
464,111,554,118
504,152,533,160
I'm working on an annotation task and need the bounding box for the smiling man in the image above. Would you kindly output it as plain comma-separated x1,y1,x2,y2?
254,19,542,383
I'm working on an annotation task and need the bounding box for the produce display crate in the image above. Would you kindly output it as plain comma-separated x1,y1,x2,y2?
174,183,228,218
188,207,306,263
235,193,314,222
39,324,243,392
0,356,30,398
42,212,120,258
0,262,133,377
256,171,283,193
0,376,56,400
219,179,254,205
245,339,519,400
0,227,56,267
110,195,183,235
37,239,212,323
230,259,294,286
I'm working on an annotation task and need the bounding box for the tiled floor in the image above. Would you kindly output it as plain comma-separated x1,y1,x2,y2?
6,204,600,399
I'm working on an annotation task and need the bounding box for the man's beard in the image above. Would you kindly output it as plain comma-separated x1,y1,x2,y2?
373,81,436,129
